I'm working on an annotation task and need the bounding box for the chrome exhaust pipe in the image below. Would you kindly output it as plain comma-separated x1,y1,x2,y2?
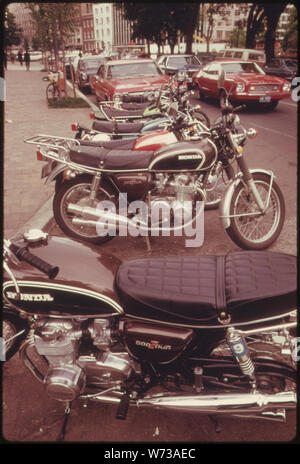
81,390,295,421
68,203,203,233
137,391,296,414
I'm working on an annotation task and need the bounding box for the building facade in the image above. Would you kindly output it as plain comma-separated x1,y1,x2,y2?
81,3,96,53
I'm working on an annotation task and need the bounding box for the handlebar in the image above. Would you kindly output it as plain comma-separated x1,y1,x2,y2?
9,242,59,279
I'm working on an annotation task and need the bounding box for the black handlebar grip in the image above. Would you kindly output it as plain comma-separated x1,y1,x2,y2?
10,244,59,279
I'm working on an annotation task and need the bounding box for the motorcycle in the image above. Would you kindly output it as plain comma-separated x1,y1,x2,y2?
94,84,210,128
72,87,210,142
2,230,297,436
24,88,285,250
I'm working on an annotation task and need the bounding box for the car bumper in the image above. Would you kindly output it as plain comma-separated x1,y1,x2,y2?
230,92,291,102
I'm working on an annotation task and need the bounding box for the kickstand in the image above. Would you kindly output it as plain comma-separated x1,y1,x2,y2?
56,402,72,442
208,415,221,434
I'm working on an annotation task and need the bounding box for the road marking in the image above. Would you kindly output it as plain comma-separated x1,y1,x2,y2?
247,122,297,140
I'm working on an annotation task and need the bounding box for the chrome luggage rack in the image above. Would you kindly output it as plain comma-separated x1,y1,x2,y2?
24,134,80,154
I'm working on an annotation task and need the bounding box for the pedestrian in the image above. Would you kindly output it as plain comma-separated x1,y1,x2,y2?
18,50,23,66
24,50,30,71
10,52,15,63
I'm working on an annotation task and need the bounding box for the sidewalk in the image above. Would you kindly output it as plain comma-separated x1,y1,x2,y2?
4,62,91,238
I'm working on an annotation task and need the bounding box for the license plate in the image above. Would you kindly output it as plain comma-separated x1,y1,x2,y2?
41,161,54,179
259,95,271,103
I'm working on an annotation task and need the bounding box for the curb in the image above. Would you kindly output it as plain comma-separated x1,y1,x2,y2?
11,194,54,239
11,82,98,239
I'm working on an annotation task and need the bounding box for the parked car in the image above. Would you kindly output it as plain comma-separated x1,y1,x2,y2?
90,59,170,102
262,58,297,82
192,60,291,110
156,54,203,88
30,51,43,61
64,54,80,80
216,48,266,65
76,55,106,92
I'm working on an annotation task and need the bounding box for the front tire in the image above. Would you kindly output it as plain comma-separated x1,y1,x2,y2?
53,175,118,244
226,172,285,249
2,310,28,361
194,111,210,128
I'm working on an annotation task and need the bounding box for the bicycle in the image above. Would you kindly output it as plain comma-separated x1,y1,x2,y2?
45,71,65,104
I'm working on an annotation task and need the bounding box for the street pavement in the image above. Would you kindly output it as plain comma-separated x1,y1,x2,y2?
3,61,91,238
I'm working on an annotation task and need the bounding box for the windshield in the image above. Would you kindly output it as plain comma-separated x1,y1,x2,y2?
168,56,201,67
108,62,161,78
84,59,104,69
221,62,264,75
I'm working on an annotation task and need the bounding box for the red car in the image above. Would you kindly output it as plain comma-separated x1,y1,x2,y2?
90,59,170,103
192,60,292,110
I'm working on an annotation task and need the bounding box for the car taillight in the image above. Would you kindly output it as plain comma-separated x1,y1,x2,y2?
36,150,45,161
71,122,78,131
90,112,95,119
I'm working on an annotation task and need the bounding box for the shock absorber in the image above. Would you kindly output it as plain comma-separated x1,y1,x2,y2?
226,327,256,389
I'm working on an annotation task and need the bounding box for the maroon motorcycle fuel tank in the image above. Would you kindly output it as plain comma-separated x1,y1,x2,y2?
3,235,123,317
149,138,218,172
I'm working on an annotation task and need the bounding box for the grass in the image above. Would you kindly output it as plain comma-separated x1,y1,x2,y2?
48,97,90,108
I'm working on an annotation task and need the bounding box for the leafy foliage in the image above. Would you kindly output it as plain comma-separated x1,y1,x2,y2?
4,9,23,48
282,6,297,52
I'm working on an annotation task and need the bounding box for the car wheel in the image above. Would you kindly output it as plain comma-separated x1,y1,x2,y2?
195,85,205,101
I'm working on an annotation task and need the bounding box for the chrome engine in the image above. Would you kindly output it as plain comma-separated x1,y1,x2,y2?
33,318,135,402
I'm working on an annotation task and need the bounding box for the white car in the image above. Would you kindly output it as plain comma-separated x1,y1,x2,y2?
30,51,43,61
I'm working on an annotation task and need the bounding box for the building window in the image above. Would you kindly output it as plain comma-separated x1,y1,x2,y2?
107,28,110,36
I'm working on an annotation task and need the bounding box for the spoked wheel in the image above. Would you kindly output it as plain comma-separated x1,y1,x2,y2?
226,172,285,249
46,83,59,104
2,310,28,361
53,175,118,244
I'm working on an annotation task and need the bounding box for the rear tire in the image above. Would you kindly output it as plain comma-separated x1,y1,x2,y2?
46,83,59,105
53,175,118,244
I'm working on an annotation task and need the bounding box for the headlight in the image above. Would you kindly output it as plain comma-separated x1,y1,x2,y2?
236,83,245,92
113,93,122,103
283,83,291,91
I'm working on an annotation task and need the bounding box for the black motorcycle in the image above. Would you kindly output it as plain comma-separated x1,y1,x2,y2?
2,231,297,431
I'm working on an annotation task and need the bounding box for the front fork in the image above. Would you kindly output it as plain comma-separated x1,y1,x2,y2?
236,153,271,213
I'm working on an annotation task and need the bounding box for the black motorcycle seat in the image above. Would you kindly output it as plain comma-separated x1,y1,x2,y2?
116,252,296,327
101,107,145,119
69,145,154,170
92,120,144,134
79,138,136,150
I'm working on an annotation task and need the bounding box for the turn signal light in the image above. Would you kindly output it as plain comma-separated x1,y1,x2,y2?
90,112,95,119
36,150,45,161
247,128,258,139
71,122,78,131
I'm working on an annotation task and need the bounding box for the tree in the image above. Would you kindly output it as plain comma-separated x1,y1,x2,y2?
122,3,200,54
4,9,23,49
246,3,287,61
282,6,297,52
229,21,246,48
26,3,80,97
202,4,228,53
